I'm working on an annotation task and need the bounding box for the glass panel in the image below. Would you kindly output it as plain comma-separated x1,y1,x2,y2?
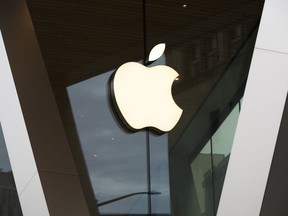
0,124,23,216
67,71,148,215
240,98,243,110
191,140,214,216
190,102,241,216
146,1,264,147
27,0,265,215
212,104,240,159
144,1,264,215
211,103,240,211
150,134,171,214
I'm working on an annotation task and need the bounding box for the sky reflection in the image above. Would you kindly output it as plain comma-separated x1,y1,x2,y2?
67,69,170,214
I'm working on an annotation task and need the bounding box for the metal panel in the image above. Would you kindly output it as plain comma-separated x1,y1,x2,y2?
260,94,288,215
0,30,49,216
217,0,288,215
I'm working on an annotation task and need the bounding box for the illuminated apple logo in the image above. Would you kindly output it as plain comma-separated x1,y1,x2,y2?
109,43,183,133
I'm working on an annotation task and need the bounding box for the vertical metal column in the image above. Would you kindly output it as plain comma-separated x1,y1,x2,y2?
217,0,288,215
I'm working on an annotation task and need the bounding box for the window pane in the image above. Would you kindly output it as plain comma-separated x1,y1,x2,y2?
67,71,148,214
191,140,214,216
212,103,240,211
0,124,23,216
150,134,171,214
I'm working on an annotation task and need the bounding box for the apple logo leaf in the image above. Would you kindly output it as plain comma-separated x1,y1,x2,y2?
148,43,166,62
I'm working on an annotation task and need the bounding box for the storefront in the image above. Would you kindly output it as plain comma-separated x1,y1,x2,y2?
2,0,288,215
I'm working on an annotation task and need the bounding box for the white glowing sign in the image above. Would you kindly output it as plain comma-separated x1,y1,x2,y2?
109,43,183,133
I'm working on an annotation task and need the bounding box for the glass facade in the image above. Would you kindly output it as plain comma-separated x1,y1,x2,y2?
0,125,22,216
67,58,172,215
67,71,150,214
23,0,265,215
191,100,241,216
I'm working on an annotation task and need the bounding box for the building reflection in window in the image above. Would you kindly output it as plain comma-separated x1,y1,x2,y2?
191,101,241,215
0,125,23,216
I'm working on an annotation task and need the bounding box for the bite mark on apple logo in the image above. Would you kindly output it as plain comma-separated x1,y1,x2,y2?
109,43,183,133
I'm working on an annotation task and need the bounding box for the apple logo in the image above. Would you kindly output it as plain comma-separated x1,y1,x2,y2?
109,43,183,133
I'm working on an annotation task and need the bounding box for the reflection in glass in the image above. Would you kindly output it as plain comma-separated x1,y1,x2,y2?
150,134,171,214
166,0,264,211
190,100,241,215
0,125,23,216
67,71,149,214
191,140,214,216
212,104,240,211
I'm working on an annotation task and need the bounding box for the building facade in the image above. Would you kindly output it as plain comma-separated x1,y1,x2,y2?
0,0,287,215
